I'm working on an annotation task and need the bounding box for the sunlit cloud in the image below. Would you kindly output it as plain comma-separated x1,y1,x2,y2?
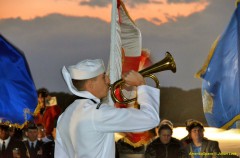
0,0,209,25
79,0,152,7
80,0,111,7
168,0,200,3
121,0,152,7
127,0,209,25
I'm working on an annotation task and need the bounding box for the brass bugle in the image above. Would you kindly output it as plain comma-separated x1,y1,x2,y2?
110,52,176,104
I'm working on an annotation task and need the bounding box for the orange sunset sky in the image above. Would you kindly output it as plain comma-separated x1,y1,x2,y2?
1,0,236,92
0,0,209,25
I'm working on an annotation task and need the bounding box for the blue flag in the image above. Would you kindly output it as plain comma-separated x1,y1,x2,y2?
196,2,240,129
0,34,38,128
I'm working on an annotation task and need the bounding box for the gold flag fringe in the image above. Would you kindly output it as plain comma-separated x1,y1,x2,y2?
195,36,220,79
221,114,240,129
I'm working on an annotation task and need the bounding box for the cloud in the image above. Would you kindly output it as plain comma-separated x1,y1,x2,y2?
168,0,200,3
122,0,210,25
123,0,152,8
151,17,163,24
79,0,152,7
78,0,210,25
0,0,210,26
0,0,236,92
79,0,110,7
135,0,235,89
78,0,204,8
0,14,111,92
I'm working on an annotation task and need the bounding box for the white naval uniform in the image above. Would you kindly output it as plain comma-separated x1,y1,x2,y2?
55,85,160,158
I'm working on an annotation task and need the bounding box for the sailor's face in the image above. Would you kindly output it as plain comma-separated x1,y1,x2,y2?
93,73,110,99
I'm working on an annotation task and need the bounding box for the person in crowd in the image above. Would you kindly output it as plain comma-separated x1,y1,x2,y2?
0,123,28,158
181,120,221,158
34,88,61,137
41,121,57,158
34,88,50,126
37,124,52,143
9,127,23,141
9,126,15,138
145,119,183,158
23,123,44,158
41,96,61,137
181,119,197,147
55,59,160,158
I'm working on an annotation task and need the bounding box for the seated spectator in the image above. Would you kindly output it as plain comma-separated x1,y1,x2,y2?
145,119,183,158
0,123,28,158
181,120,221,158
181,119,198,147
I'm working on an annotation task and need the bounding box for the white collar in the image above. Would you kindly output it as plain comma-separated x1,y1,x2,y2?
28,140,37,147
77,91,100,102
0,136,10,148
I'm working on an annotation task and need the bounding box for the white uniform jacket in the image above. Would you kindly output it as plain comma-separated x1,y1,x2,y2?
55,85,160,158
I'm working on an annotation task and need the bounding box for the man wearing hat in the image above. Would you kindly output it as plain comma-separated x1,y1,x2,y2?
55,59,160,158
23,123,44,158
181,120,221,158
0,123,28,158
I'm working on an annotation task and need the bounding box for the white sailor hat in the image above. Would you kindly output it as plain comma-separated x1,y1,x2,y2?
68,59,105,80
62,59,105,96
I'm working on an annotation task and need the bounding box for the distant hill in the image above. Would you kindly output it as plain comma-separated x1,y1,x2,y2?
160,87,207,127
50,87,207,127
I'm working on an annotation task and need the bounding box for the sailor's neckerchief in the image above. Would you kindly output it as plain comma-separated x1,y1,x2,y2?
76,96,102,109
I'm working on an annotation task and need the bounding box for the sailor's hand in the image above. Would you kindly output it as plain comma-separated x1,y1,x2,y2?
122,70,146,86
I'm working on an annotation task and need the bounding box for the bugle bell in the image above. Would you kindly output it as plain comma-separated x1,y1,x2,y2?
110,52,176,104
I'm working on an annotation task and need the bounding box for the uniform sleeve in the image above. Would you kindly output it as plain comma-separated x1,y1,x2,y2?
54,129,69,158
92,85,160,132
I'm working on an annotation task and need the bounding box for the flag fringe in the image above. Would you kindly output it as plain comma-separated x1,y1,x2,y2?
221,114,240,129
195,36,220,78
1,121,29,129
